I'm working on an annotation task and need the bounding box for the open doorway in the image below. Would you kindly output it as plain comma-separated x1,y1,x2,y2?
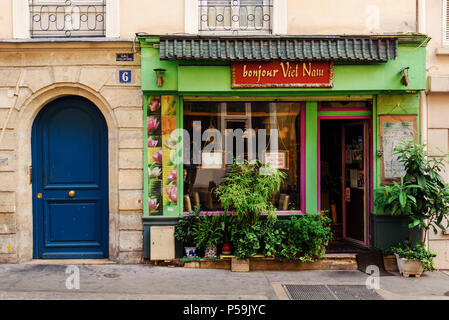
319,118,371,250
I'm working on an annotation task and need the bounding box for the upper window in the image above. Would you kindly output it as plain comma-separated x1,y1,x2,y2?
199,0,273,35
13,0,118,39
29,0,106,38
444,0,449,46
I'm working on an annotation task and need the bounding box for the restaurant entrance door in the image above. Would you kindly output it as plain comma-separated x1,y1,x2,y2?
319,118,371,247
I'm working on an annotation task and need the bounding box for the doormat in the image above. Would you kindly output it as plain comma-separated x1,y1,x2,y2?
282,284,383,300
356,250,393,276
326,243,369,253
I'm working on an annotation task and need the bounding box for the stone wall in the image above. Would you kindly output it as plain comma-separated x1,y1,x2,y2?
426,93,449,269
0,41,144,263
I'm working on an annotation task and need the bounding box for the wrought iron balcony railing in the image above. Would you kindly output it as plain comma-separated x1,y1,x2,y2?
30,0,106,38
199,0,272,35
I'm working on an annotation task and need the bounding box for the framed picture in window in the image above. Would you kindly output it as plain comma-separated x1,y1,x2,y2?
379,114,417,185
201,151,224,169
263,150,289,170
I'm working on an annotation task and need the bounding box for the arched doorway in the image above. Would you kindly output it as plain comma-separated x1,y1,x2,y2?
31,96,109,259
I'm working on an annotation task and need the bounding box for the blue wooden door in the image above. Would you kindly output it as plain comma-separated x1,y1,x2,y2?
32,96,109,259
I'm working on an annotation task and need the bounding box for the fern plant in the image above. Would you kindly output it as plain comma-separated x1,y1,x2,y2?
215,160,286,226
191,214,223,249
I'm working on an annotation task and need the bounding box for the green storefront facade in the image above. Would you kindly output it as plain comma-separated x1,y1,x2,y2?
138,34,428,259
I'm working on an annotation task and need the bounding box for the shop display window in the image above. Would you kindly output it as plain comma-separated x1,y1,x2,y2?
183,101,302,213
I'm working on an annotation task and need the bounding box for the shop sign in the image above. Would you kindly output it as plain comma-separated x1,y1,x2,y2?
231,60,333,88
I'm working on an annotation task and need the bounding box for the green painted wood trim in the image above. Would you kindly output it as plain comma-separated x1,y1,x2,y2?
318,111,372,117
372,95,379,197
305,101,318,214
372,93,421,213
177,96,184,216
141,44,426,93
183,95,374,102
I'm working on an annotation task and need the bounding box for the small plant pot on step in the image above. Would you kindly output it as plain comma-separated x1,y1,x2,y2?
221,243,232,255
204,245,217,258
184,247,198,257
394,253,424,278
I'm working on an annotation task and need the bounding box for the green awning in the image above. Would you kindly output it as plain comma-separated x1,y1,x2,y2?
159,35,398,63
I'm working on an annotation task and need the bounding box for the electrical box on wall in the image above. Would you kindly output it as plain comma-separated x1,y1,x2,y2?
150,226,175,260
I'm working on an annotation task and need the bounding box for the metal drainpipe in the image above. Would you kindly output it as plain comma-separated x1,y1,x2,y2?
418,0,430,247
418,0,428,147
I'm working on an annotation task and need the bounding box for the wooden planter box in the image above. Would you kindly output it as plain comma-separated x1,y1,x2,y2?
394,253,424,278
183,254,357,271
231,258,250,272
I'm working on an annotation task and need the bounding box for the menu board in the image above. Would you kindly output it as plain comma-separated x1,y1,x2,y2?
380,114,417,184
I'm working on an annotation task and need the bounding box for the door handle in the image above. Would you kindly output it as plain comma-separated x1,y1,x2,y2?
68,190,76,198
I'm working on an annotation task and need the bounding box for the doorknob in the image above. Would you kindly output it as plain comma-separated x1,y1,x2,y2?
68,190,76,198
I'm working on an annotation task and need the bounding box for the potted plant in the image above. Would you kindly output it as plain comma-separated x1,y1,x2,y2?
230,223,261,259
192,213,223,258
274,214,333,262
215,160,286,226
375,141,449,276
220,213,234,255
391,241,436,277
174,205,201,257
215,161,286,270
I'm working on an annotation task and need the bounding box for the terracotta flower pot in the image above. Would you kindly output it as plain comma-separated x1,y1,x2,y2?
222,243,232,255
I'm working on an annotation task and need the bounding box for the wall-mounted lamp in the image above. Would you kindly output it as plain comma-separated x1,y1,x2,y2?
399,67,410,87
153,68,166,87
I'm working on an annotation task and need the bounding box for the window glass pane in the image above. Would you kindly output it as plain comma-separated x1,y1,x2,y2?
200,0,271,33
183,101,301,212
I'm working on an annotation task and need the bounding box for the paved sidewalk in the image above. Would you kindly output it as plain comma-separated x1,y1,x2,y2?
0,264,449,300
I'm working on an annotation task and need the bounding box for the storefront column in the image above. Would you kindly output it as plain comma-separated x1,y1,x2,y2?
305,101,318,214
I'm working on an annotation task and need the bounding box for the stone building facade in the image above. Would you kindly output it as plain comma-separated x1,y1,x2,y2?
424,0,449,269
0,41,144,263
2,0,447,267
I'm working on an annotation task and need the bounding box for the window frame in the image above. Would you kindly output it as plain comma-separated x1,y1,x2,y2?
181,99,306,215
13,0,119,39
443,0,449,46
185,0,287,35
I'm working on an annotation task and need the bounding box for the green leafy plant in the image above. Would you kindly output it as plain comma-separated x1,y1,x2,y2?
191,213,223,249
215,160,286,226
391,241,437,271
275,214,333,262
375,141,449,245
253,221,282,257
174,205,201,247
229,223,260,259
228,219,283,259
220,213,235,244
374,177,420,216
